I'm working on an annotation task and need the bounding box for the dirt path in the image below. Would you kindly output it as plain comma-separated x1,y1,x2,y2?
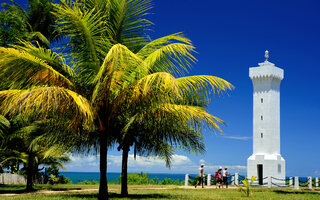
0,185,238,197
0,188,99,197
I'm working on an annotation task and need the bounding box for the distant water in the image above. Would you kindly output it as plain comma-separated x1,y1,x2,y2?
60,172,308,184
60,172,189,184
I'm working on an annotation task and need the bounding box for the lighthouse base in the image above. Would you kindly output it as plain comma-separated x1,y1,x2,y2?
247,154,285,186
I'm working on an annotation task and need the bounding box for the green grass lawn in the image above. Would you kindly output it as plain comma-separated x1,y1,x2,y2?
1,185,320,200
0,184,99,193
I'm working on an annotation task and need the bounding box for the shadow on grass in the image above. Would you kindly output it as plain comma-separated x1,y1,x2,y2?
274,190,320,195
0,184,82,194
0,184,27,194
64,192,169,199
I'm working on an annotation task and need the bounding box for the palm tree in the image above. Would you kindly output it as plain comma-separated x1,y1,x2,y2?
0,0,60,47
115,34,230,195
0,115,10,173
118,118,207,195
0,0,232,199
0,115,74,190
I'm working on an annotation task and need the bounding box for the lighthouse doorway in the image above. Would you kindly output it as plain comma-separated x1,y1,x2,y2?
257,164,263,185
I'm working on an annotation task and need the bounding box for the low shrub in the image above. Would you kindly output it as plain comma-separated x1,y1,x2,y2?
59,175,72,184
78,180,99,184
117,172,184,185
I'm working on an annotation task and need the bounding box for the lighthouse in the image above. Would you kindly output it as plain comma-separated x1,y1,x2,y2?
247,51,285,185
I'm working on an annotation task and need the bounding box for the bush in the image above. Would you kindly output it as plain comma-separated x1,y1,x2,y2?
79,180,99,184
45,166,72,184
59,175,72,184
91,180,99,185
126,172,149,185
48,174,59,185
76,172,184,185
120,172,183,185
149,177,160,184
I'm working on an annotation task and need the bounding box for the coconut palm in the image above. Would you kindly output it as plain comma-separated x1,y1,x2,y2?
114,33,230,195
118,117,207,195
0,115,75,190
0,0,232,199
0,0,60,47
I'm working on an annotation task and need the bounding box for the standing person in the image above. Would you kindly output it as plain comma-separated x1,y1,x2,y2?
223,167,230,188
215,169,224,189
195,164,204,188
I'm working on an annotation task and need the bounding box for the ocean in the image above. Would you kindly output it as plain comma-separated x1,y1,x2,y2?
60,172,189,184
60,172,308,184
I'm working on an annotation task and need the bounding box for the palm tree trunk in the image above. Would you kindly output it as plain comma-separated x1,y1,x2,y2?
99,133,108,200
26,152,35,191
121,146,129,196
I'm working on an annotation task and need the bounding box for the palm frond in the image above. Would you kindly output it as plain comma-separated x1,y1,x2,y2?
138,33,192,57
138,35,196,76
137,33,196,75
114,72,181,108
0,46,73,89
135,140,174,168
92,43,148,104
0,149,28,164
2,0,28,19
0,115,10,141
107,0,153,51
160,104,225,132
0,87,95,131
12,40,74,77
53,0,111,82
0,115,10,131
123,103,224,135
177,75,234,104
28,32,50,47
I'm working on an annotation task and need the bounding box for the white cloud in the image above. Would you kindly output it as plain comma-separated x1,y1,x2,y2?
199,159,206,164
108,154,192,168
222,135,252,140
62,153,246,174
88,162,98,166
62,154,100,172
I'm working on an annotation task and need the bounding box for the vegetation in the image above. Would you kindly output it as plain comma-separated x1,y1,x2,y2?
1,185,320,200
236,175,257,197
117,172,184,185
0,115,73,190
0,0,232,199
46,166,73,184
0,0,59,47
78,180,99,185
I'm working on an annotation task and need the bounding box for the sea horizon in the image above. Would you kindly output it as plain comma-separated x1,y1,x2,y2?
60,171,307,184
60,171,190,184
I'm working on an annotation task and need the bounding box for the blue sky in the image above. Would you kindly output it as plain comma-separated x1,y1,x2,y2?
8,0,320,177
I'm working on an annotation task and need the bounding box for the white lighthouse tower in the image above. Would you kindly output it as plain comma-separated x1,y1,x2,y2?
247,51,285,185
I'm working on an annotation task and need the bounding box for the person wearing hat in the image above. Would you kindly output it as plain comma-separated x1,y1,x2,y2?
222,167,230,188
195,164,204,188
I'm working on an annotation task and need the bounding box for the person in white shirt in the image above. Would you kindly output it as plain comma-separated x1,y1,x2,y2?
222,167,229,188
195,164,204,188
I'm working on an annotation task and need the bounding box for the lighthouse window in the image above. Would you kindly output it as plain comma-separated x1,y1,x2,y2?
278,164,281,173
261,98,263,103
261,116,263,120
261,133,263,138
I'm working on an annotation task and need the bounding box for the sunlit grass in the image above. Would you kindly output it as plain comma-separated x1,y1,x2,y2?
1,185,320,200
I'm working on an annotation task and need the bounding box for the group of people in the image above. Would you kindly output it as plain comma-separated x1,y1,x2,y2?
195,164,230,189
